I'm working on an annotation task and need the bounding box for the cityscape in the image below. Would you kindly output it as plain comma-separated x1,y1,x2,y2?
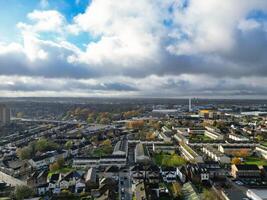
1,0,267,200
1,98,267,200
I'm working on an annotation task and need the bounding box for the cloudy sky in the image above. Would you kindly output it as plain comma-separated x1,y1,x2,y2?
0,0,267,98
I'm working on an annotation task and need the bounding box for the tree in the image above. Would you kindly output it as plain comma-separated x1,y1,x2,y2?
35,138,59,152
16,146,33,160
65,141,73,150
87,116,95,123
229,149,249,158
57,157,65,168
50,157,65,171
172,182,182,198
49,162,60,171
231,157,242,165
14,185,34,200
202,189,219,200
126,120,144,129
256,135,264,142
102,139,112,146
146,132,155,140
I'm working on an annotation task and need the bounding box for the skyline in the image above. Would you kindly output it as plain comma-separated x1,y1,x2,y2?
0,0,267,98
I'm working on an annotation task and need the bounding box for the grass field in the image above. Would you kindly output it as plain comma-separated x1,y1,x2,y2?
244,156,267,166
189,134,214,142
48,167,73,178
153,153,186,167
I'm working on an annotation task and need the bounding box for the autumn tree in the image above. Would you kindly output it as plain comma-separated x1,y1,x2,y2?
231,157,242,165
49,162,60,171
49,158,65,171
146,132,155,140
127,120,145,129
229,149,249,158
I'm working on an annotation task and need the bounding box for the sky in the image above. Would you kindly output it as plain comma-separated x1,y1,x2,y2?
0,0,267,98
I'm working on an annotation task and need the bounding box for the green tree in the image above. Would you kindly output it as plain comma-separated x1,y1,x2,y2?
14,185,34,200
57,157,65,168
202,189,219,200
16,146,33,160
172,182,182,198
35,138,59,152
65,141,73,150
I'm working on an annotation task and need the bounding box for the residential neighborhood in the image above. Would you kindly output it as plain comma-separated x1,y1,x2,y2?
1,99,267,200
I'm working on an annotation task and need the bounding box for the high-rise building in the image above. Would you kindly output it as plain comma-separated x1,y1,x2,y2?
0,104,11,125
189,98,192,112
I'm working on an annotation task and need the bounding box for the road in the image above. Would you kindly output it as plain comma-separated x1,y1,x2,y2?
119,169,132,200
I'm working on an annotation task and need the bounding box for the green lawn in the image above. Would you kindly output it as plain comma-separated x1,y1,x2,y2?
48,167,73,178
153,153,186,167
244,156,267,166
261,142,267,147
189,134,214,142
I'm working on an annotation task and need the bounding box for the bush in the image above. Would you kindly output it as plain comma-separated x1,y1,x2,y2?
14,185,34,200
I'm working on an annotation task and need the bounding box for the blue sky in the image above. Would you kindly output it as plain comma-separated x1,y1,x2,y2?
0,0,267,98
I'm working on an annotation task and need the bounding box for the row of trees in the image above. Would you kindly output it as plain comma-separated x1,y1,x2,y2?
126,120,145,129
16,138,59,160
65,107,143,124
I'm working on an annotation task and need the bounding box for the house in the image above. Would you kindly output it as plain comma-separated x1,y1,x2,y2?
70,146,79,156
185,164,209,184
261,166,267,180
152,143,176,154
85,167,98,189
247,189,267,200
256,146,267,159
199,161,227,180
180,143,203,163
29,150,68,170
59,171,85,193
231,164,261,179
204,129,224,140
202,146,231,164
135,143,151,164
158,131,172,142
112,138,128,156
27,170,48,188
130,165,160,184
176,167,186,183
37,183,49,195
218,145,252,154
228,133,249,142
160,167,177,183
182,182,200,200
48,173,61,194
73,155,127,168
91,178,117,200
174,133,189,144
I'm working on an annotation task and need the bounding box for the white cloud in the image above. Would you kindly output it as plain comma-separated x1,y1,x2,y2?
17,10,66,33
70,0,170,67
238,19,261,31
168,0,267,55
1,0,267,97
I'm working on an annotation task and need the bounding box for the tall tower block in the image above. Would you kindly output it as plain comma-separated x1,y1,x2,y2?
189,98,192,112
